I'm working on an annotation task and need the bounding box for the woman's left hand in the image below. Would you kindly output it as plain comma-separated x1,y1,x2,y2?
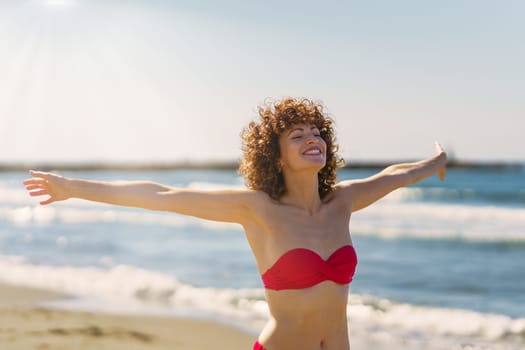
434,142,447,181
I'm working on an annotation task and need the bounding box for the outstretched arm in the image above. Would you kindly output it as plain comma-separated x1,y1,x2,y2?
23,170,256,224
338,143,447,212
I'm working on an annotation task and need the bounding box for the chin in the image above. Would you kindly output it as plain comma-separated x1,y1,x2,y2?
303,159,326,171
308,156,326,167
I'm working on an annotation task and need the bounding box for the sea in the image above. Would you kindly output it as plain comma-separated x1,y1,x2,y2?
1,165,524,350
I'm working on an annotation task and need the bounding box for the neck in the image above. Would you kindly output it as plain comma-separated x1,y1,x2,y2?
281,170,321,215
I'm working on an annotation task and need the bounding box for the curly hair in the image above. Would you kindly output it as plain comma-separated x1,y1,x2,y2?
239,97,344,200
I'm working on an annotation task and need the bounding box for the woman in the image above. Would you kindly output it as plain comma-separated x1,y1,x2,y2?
24,97,447,350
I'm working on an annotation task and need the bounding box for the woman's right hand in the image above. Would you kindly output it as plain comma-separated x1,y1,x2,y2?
23,170,70,205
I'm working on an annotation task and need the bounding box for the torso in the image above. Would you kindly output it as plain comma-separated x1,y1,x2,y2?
243,187,354,350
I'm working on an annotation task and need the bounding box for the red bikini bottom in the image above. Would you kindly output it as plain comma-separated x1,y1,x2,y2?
253,340,267,350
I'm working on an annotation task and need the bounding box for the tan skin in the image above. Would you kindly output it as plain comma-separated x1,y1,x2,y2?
23,123,447,350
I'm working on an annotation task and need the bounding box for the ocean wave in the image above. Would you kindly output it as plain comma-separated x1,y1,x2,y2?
3,181,525,241
348,294,525,348
0,205,240,232
351,200,525,242
0,255,523,350
0,255,268,330
383,187,525,205
2,200,524,242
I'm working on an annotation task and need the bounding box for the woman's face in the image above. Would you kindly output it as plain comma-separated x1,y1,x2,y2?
278,123,327,172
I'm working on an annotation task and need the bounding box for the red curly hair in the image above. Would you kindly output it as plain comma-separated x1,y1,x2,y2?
239,97,344,200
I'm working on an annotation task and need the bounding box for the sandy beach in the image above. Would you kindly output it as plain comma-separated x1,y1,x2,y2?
0,283,254,350
0,282,422,350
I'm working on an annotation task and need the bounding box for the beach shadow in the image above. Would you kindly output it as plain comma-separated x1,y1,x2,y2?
33,325,154,343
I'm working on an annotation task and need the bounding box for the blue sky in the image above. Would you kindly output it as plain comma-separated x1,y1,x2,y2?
1,0,524,163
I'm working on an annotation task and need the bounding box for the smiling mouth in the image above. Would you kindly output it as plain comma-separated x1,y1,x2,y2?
303,148,322,155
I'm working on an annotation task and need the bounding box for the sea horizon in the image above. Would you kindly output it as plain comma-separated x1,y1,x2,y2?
1,158,523,172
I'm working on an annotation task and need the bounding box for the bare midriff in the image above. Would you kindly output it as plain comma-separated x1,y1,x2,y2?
258,282,351,350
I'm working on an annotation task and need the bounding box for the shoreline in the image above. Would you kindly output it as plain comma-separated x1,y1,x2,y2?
0,283,416,350
1,280,522,350
0,283,254,350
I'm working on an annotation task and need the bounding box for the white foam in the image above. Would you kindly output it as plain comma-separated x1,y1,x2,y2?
0,183,36,206
381,187,482,203
351,201,525,241
0,256,523,349
2,200,524,241
0,254,267,331
347,294,525,349
0,255,179,301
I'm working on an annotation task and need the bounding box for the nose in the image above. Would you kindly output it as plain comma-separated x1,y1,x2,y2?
306,134,319,144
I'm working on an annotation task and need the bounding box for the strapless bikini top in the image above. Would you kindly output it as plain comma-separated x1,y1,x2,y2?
261,245,357,291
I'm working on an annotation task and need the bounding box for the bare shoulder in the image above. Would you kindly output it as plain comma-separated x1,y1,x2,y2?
244,189,277,215
157,186,272,225
239,190,278,239
333,179,361,198
212,187,272,217
330,181,357,209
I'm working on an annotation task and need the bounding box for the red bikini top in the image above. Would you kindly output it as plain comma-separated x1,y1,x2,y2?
261,245,357,291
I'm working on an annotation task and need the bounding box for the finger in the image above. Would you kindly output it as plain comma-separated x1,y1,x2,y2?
439,166,447,181
40,198,54,205
23,177,47,185
29,170,50,179
29,189,48,197
25,184,43,191
23,178,47,186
